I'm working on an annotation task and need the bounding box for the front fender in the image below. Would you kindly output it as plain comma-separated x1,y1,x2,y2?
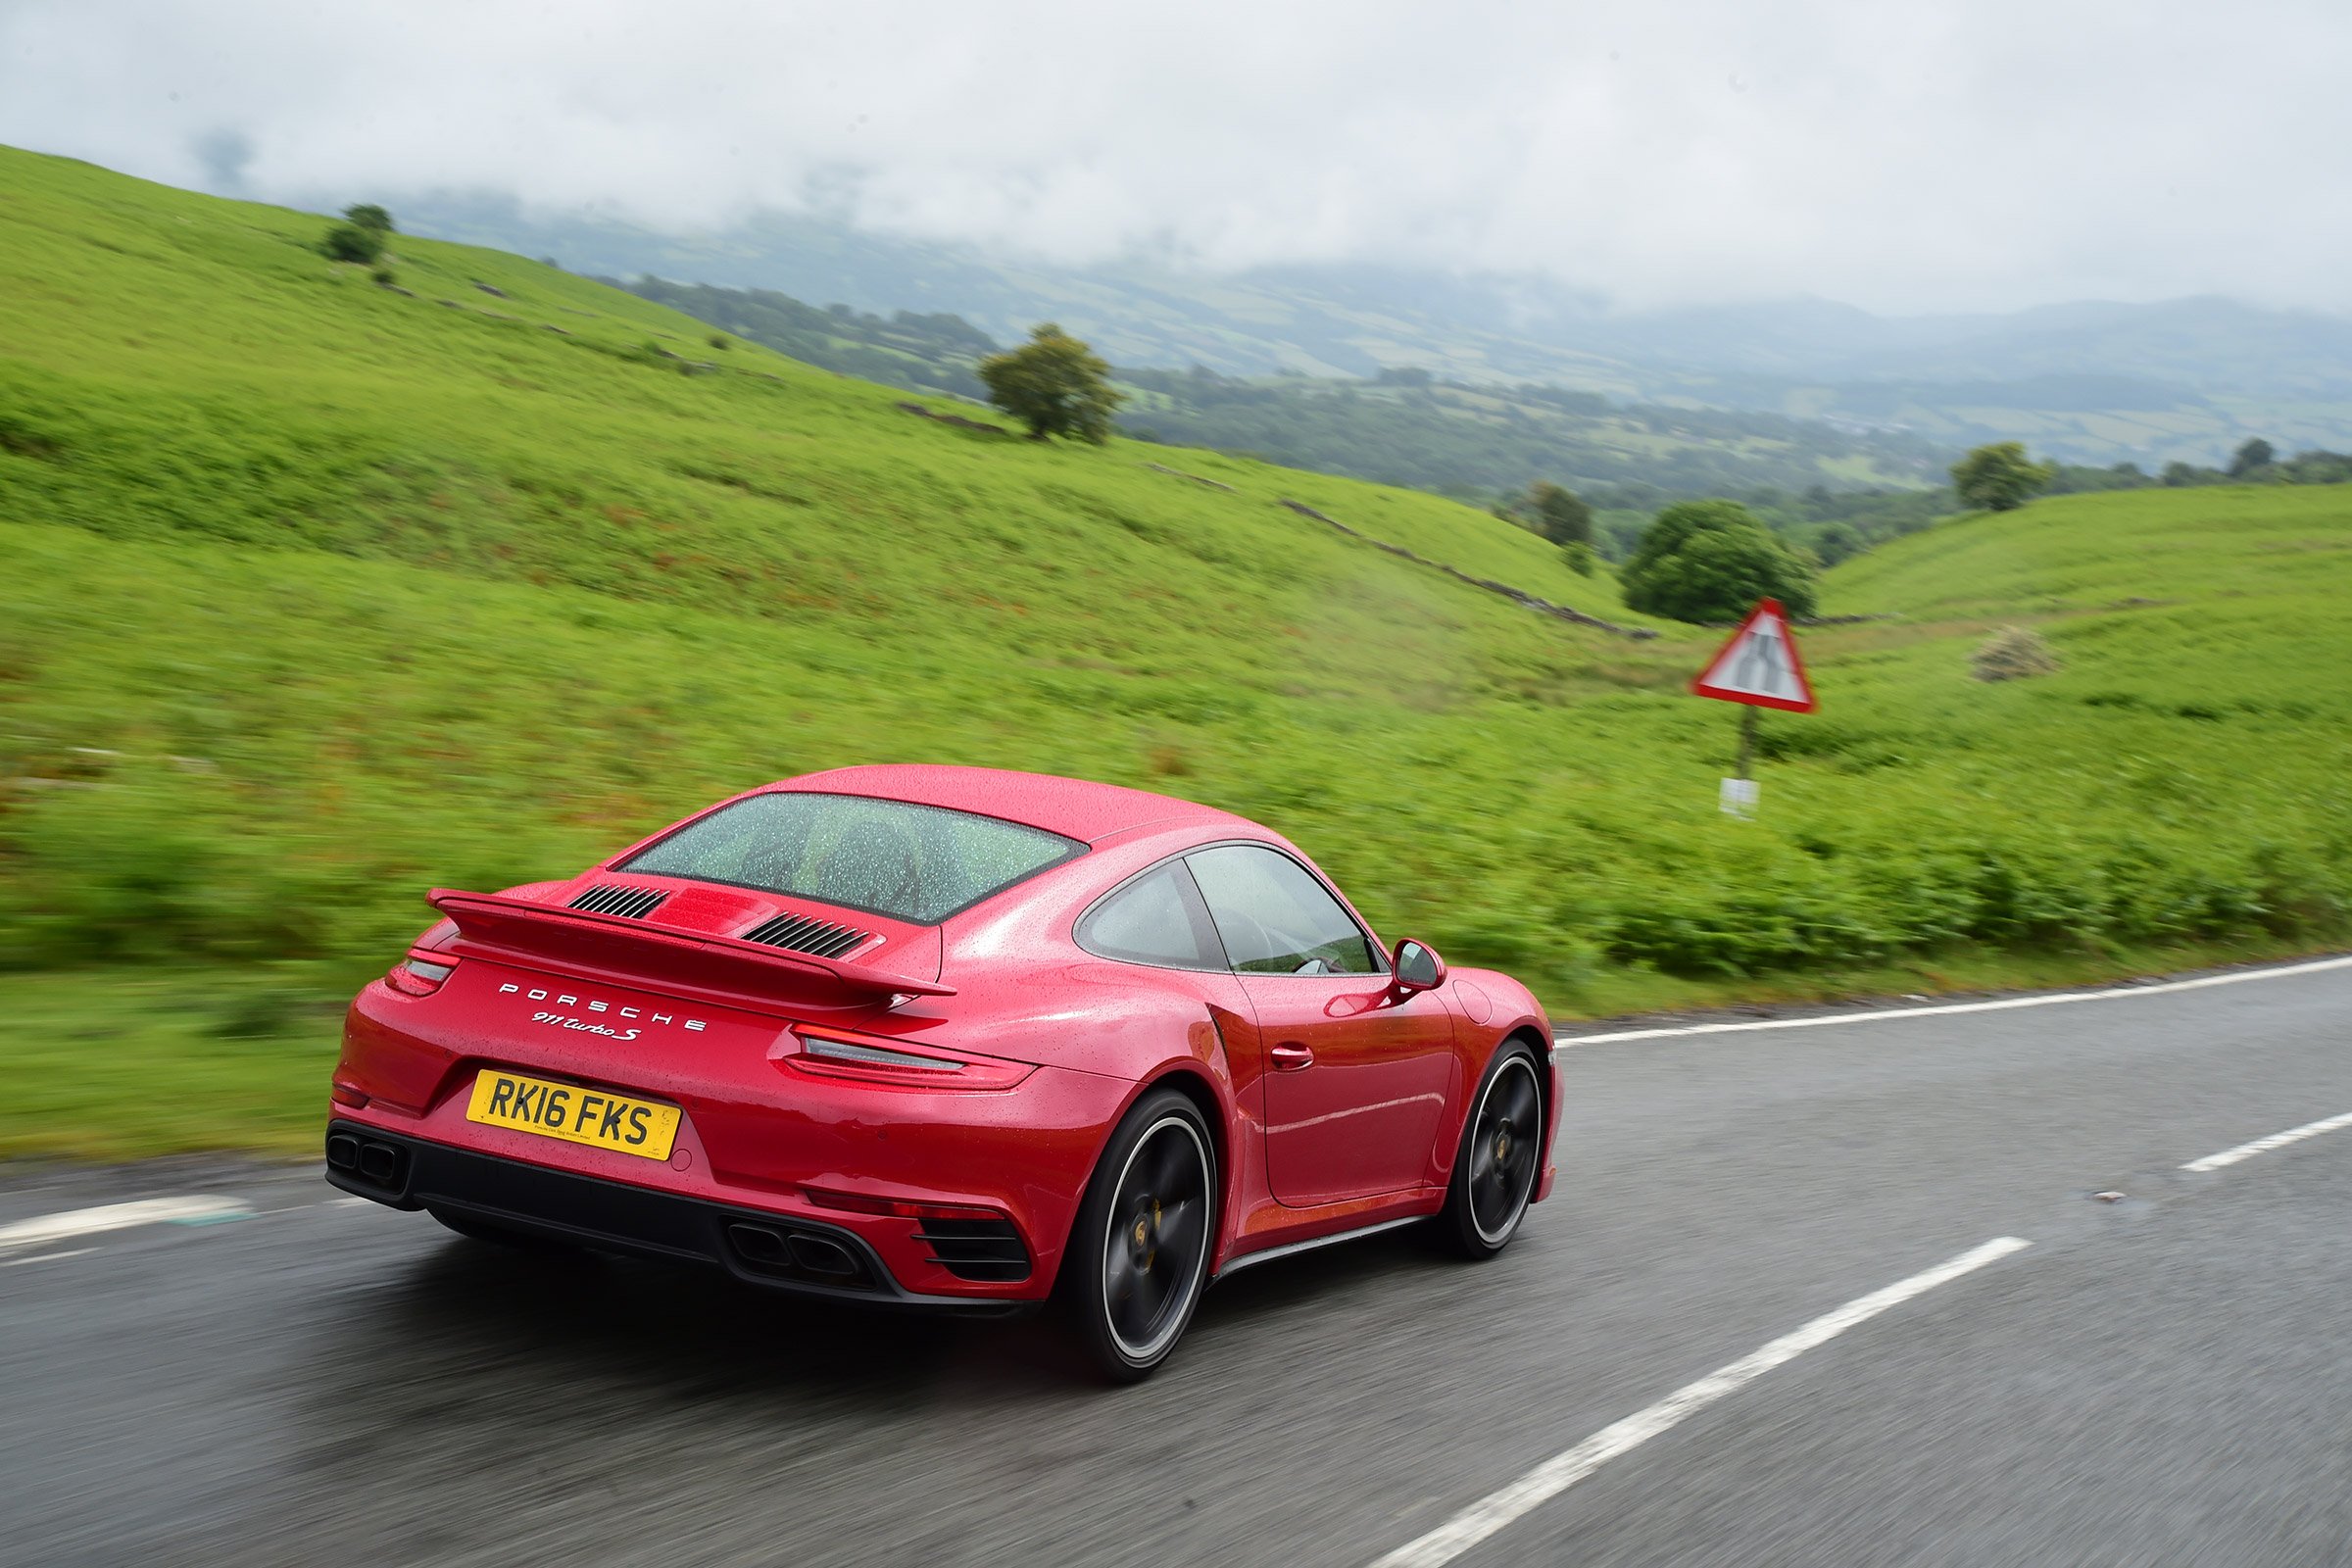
1444,967,1559,1201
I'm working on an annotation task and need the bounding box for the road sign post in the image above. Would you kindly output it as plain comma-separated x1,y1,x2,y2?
1690,598,1816,815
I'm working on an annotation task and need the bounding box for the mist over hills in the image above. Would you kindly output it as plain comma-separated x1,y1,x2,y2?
399,195,2352,470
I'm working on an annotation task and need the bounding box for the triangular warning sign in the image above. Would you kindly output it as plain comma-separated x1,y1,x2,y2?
1691,599,1817,711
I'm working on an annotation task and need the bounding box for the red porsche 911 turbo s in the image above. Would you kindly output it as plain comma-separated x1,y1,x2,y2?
327,765,1558,1378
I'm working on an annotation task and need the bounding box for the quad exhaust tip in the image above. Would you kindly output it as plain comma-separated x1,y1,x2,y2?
326,1130,411,1195
724,1221,874,1287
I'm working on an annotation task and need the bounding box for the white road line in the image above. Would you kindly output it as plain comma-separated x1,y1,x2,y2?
1554,954,2352,1048
1,1247,95,1268
0,1196,253,1253
2181,1109,2352,1173
1367,1236,2034,1568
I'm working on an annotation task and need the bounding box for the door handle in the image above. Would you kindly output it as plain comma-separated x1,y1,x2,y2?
1270,1043,1314,1071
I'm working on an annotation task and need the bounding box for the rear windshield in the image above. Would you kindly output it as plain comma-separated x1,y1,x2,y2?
620,792,1083,924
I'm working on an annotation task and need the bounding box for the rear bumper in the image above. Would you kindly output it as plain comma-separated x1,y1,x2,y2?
333,970,1141,1299
325,1122,1023,1311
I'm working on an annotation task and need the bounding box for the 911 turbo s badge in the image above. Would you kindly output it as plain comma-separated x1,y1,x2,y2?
495,982,709,1037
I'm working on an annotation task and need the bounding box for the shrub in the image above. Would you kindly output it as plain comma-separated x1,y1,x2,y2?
342,204,395,233
1561,540,1596,576
319,221,385,266
708,332,731,351
1527,481,1593,546
1813,520,1865,566
368,264,397,286
1972,625,2061,681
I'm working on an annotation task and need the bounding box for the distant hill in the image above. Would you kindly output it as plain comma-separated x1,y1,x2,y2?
1113,368,1943,502
619,275,1945,503
401,195,2352,467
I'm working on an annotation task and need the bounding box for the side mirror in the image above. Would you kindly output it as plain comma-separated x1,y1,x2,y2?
1392,938,1446,996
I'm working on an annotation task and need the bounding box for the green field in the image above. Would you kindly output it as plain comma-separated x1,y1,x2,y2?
5,146,2351,1157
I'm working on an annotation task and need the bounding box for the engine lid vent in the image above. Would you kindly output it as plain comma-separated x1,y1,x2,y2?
741,910,871,959
568,883,670,920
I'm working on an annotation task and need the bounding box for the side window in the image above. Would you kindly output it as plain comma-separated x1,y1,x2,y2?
1076,860,1226,971
1186,845,1382,976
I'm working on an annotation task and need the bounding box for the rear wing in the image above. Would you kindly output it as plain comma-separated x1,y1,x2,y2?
427,889,954,1014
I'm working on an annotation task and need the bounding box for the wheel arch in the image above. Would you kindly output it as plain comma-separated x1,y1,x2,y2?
1494,1024,1557,1204
1499,1023,1551,1070
1438,1024,1553,1187
1042,1061,1234,1297
1138,1063,1234,1244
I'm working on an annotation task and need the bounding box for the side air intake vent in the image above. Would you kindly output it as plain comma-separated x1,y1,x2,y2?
915,1217,1031,1283
741,910,870,959
568,884,669,920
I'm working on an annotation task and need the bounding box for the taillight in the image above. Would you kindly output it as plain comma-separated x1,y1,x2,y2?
384,956,456,997
801,1186,1007,1222
779,1027,1033,1090
805,1035,958,1072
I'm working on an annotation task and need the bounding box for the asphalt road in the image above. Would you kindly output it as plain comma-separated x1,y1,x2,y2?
6,958,2351,1567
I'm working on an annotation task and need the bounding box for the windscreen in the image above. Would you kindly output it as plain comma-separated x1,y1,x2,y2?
620,792,1082,924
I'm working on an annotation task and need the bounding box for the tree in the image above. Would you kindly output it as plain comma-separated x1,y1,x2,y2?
1950,442,2053,513
1525,481,1593,547
978,323,1125,443
342,204,395,233
2229,437,2275,477
1620,500,1817,623
318,220,386,265
2282,448,2352,484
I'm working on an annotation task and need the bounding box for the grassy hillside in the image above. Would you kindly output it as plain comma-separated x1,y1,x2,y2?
5,146,2351,1157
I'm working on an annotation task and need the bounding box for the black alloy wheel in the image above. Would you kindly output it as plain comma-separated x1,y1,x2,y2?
1063,1087,1218,1381
1441,1044,1544,1256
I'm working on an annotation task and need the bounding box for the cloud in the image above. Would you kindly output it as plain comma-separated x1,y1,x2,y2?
2,0,2347,313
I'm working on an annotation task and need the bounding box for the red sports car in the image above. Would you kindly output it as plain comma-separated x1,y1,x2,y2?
327,765,1558,1378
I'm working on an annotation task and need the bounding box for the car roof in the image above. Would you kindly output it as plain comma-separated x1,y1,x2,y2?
773,764,1254,845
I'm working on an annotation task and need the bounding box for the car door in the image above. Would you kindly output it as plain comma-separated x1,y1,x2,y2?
1186,843,1457,1207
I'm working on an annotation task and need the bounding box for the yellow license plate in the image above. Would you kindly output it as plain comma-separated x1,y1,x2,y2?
465,1070,681,1160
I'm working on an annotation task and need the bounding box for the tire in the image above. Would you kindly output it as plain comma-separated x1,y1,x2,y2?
1439,1042,1544,1258
1059,1087,1219,1383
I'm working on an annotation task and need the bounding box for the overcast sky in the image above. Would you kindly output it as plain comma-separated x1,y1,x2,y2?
3,0,2346,316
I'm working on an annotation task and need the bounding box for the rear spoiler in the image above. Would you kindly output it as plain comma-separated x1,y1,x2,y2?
427,889,955,1013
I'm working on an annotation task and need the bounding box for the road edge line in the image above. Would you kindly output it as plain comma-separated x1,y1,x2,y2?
0,1196,253,1252
1554,954,2352,1048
